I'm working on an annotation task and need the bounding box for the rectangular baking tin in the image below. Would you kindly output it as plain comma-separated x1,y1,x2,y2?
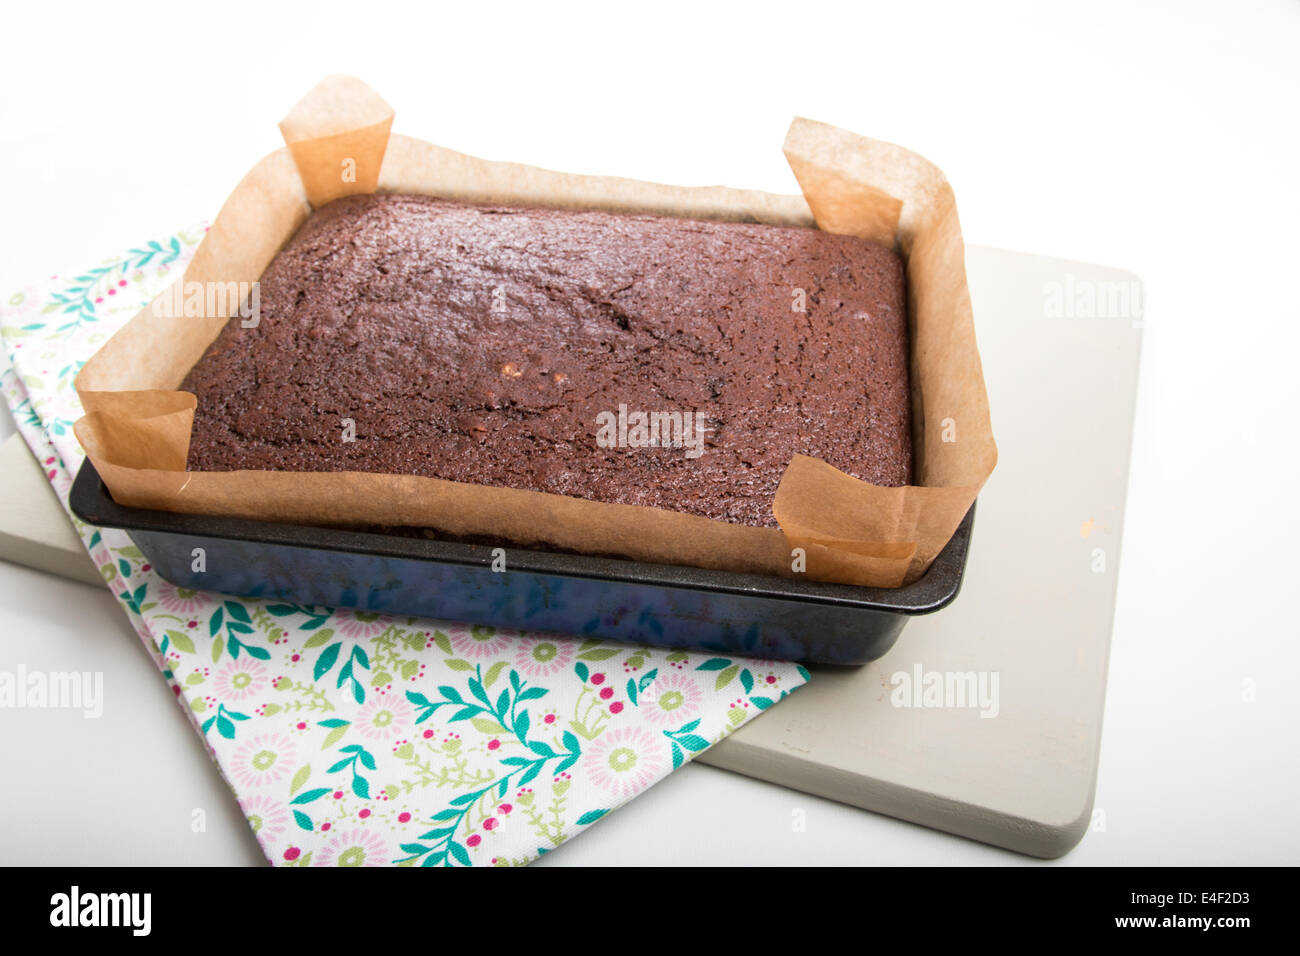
70,459,973,664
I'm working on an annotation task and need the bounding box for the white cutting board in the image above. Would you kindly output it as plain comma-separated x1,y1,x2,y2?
0,244,1141,858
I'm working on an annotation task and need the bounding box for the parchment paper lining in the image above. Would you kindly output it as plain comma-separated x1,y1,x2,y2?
75,76,996,588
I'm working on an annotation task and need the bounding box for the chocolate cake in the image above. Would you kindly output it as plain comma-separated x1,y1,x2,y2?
179,194,911,528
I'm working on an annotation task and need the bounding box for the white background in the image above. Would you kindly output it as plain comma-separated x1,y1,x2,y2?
1,0,1297,865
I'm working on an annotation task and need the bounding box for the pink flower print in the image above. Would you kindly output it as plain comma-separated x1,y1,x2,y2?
238,793,292,849
354,692,413,742
213,658,269,702
334,611,388,641
314,827,390,867
513,635,576,679
740,658,785,689
581,726,668,798
639,671,704,727
156,580,208,615
229,733,298,790
447,624,513,660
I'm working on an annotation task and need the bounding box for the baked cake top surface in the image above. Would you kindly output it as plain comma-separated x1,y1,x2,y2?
181,193,911,527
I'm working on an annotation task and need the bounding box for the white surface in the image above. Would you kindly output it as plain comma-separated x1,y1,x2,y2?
1,0,1297,865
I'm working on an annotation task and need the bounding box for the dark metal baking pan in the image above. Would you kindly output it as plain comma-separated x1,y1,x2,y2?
69,458,974,664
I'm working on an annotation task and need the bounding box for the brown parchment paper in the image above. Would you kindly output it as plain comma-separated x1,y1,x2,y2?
74,75,997,589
